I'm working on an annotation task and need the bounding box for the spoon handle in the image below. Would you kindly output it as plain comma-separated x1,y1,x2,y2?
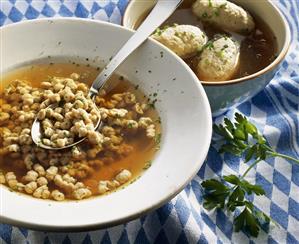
89,0,183,96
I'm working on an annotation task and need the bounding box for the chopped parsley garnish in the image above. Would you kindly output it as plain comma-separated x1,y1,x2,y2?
204,41,214,50
155,28,163,36
127,123,134,129
214,10,220,16
155,133,161,144
219,3,227,8
204,59,211,65
221,44,229,50
154,133,162,150
149,99,157,109
202,12,209,18
143,160,152,170
216,50,225,59
155,117,161,124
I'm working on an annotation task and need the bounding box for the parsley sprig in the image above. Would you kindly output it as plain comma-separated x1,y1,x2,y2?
201,113,299,237
213,113,299,164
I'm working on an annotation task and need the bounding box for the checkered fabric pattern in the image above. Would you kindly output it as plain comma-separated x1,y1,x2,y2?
0,0,298,243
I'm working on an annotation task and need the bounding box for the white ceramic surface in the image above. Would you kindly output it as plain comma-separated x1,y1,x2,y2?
123,0,291,114
0,18,212,231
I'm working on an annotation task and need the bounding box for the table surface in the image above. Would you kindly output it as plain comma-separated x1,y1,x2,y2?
0,0,299,243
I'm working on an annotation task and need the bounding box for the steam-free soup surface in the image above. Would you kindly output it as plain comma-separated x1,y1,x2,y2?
0,63,160,200
135,1,277,80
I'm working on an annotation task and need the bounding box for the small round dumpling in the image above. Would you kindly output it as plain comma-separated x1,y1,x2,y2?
197,36,240,81
152,24,208,58
192,0,255,34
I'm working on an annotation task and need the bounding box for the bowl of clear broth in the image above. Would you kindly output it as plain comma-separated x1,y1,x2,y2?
123,0,291,113
0,18,212,230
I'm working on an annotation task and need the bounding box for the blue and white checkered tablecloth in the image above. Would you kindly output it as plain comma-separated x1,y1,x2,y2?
0,0,298,243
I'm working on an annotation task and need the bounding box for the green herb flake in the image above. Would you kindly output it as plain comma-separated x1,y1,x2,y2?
202,12,209,18
149,98,158,108
204,59,210,65
143,160,152,170
149,103,155,109
221,44,229,51
219,3,227,8
127,122,134,129
204,41,214,50
216,50,225,59
154,133,162,146
155,28,163,36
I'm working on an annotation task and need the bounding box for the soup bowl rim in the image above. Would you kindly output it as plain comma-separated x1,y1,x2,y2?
0,18,212,231
122,0,291,86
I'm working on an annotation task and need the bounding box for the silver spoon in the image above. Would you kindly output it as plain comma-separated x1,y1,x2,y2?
32,0,183,150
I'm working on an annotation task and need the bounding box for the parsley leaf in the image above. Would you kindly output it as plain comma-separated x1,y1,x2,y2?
213,113,299,164
201,113,299,237
234,205,260,237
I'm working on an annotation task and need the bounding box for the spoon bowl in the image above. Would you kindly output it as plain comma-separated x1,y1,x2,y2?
31,103,102,150
31,90,102,150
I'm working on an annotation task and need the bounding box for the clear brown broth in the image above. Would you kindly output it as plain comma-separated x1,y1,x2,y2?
0,63,161,197
134,1,278,81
